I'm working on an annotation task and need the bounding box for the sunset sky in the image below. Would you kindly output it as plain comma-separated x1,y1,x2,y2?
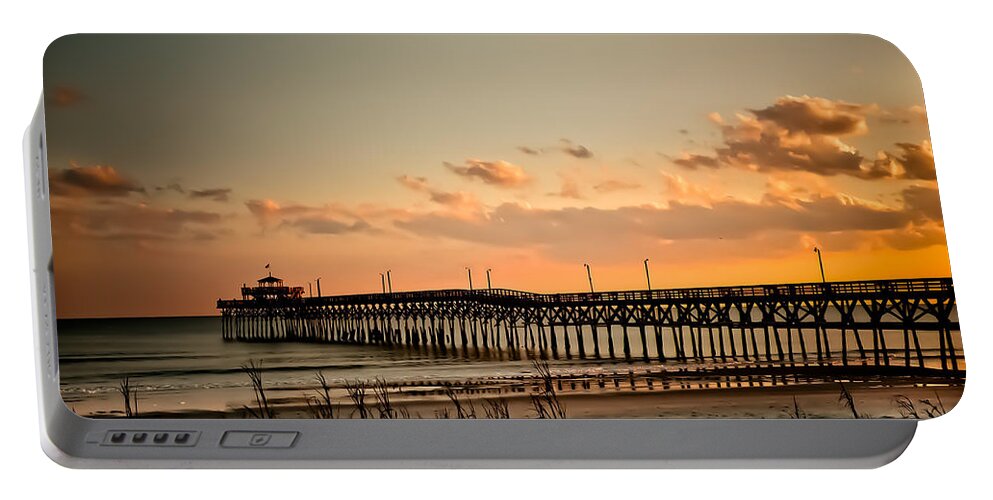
43,35,950,318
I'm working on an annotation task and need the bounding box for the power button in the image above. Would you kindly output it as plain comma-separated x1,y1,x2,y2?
220,431,298,448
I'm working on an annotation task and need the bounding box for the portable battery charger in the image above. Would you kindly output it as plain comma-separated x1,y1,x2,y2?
25,34,963,468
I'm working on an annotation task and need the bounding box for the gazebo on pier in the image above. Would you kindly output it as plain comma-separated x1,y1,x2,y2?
241,272,304,301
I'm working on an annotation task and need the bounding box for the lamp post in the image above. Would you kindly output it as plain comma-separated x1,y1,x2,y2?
466,267,473,291
386,270,393,293
644,258,652,291
813,247,826,283
380,273,386,293
316,277,321,298
584,263,595,293
486,268,492,290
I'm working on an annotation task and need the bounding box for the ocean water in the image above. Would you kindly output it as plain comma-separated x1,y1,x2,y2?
57,316,657,415
57,316,964,416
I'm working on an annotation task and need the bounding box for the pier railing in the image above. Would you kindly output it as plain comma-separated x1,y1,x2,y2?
217,277,961,374
218,277,954,308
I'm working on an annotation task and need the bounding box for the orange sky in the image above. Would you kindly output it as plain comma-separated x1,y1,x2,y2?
43,35,951,318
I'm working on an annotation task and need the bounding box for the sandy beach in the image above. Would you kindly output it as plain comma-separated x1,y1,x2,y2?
66,366,963,420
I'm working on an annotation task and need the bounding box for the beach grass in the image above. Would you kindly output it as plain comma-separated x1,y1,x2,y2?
483,398,511,419
241,360,275,418
784,395,807,418
117,376,139,417
305,370,335,419
183,359,964,420
530,359,566,418
895,392,947,419
344,380,370,419
373,377,410,418
443,385,478,418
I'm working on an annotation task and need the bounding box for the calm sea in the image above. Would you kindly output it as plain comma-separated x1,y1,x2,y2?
57,316,962,416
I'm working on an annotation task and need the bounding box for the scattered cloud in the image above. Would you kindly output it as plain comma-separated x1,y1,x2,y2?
908,105,928,122
51,202,222,242
246,199,319,225
879,221,947,251
869,140,936,181
444,159,531,187
396,175,430,191
49,85,85,107
900,184,943,221
762,171,839,204
549,175,584,199
245,198,373,235
516,139,594,159
560,139,594,159
879,105,929,125
49,162,145,197
661,172,720,207
671,153,720,170
397,175,482,212
593,179,640,193
155,183,185,194
749,95,871,136
189,188,233,202
282,217,371,235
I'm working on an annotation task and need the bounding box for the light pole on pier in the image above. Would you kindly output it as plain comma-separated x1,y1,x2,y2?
584,263,595,293
380,273,386,293
308,282,313,297
466,267,474,291
486,268,492,290
316,277,322,297
644,258,652,291
386,270,393,293
813,247,826,283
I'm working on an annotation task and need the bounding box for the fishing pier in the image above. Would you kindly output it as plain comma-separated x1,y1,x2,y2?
217,277,962,373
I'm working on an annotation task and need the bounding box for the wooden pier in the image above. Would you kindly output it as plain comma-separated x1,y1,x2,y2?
217,277,962,373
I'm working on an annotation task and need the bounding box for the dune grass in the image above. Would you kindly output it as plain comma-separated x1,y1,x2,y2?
241,360,275,418
117,377,139,417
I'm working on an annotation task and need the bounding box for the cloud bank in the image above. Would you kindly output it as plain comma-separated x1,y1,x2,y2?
671,95,935,181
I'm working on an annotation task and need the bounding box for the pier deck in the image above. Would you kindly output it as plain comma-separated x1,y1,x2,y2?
217,277,961,373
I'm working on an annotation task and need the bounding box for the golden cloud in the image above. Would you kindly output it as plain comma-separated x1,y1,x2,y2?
244,198,373,235
870,141,936,181
749,95,871,136
593,179,640,193
396,175,482,213
50,162,145,197
445,159,531,187
671,95,935,180
396,186,944,263
52,202,222,242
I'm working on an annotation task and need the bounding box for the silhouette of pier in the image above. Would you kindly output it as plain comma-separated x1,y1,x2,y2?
217,277,962,374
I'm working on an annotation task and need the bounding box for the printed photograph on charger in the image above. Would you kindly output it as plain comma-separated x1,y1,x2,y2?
44,35,964,419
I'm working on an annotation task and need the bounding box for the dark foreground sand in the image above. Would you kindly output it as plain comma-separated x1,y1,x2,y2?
256,380,962,419
69,368,964,420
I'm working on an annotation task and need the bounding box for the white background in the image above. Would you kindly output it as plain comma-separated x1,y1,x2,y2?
0,0,989,495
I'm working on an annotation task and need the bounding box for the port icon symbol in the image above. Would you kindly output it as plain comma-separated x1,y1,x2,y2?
249,433,272,447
